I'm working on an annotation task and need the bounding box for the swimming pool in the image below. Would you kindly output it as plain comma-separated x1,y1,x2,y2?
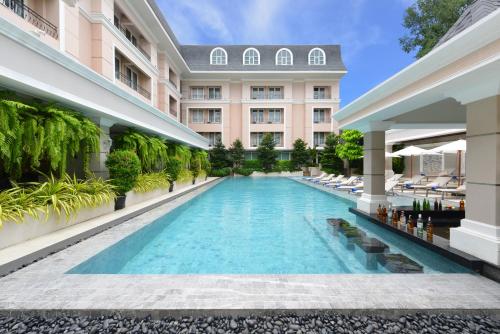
69,177,469,274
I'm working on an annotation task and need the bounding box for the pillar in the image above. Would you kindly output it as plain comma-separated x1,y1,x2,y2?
385,144,393,175
89,118,114,179
357,130,390,213
450,96,500,265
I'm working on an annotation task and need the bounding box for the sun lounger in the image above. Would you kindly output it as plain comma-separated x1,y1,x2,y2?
312,174,334,183
332,176,359,188
324,175,345,186
304,172,326,181
317,174,337,184
435,184,466,199
338,182,364,192
399,174,425,191
352,179,400,195
438,168,455,176
410,176,452,196
388,174,403,182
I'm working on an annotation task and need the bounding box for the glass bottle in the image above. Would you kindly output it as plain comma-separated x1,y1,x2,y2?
438,200,442,211
387,208,393,224
459,199,465,211
426,217,433,242
417,214,424,238
434,198,439,211
407,215,414,234
400,211,407,232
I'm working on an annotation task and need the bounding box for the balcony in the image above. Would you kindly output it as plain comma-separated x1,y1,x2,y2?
116,71,151,100
1,0,58,39
113,21,151,61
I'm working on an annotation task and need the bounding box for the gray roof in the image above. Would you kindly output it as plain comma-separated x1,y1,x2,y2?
146,0,182,49
180,45,346,72
436,0,500,47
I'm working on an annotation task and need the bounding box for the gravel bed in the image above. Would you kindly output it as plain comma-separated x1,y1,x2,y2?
0,313,499,334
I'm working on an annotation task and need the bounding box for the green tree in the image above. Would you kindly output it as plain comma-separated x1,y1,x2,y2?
320,134,344,175
290,138,310,170
229,139,245,168
400,0,473,58
257,133,278,172
105,150,141,195
208,138,229,169
336,130,364,175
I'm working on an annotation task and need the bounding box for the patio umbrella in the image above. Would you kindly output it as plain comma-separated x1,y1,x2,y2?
392,146,440,178
430,139,466,185
385,152,400,158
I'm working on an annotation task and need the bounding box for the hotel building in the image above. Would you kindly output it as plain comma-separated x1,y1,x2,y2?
0,0,346,168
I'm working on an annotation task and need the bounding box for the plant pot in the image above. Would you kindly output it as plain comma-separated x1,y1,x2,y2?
115,195,126,210
192,179,196,185
169,183,174,192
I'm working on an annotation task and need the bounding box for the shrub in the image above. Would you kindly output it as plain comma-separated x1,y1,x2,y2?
320,134,344,175
229,139,245,168
257,133,278,172
233,168,253,176
242,160,262,171
208,139,230,169
273,160,294,172
165,158,182,182
105,150,141,195
177,169,192,183
0,174,115,226
392,143,405,174
132,172,170,193
209,168,231,177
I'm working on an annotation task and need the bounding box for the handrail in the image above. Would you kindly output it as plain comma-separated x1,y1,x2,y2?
117,71,151,100
113,21,151,61
1,0,58,39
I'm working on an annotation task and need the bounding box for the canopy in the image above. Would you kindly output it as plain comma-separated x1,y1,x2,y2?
430,139,466,153
385,152,400,158
393,146,440,156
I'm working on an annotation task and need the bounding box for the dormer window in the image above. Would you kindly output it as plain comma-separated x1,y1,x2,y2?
210,47,227,65
276,48,293,65
243,48,260,65
308,48,326,65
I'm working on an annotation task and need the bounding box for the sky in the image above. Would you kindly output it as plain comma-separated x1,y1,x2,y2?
155,0,417,107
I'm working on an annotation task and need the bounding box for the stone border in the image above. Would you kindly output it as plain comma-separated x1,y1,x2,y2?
0,178,223,277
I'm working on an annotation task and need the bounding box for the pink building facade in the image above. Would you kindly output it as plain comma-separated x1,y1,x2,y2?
0,0,346,161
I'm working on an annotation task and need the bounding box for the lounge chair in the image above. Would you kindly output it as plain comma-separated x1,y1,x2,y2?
352,179,400,196
332,176,359,188
388,174,403,182
399,174,425,191
304,172,326,181
338,181,364,192
410,176,452,196
438,168,455,176
324,175,345,186
435,184,466,199
317,174,337,184
312,174,334,183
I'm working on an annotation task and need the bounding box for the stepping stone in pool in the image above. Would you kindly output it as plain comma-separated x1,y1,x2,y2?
379,254,424,273
338,226,366,250
326,218,350,235
355,236,389,253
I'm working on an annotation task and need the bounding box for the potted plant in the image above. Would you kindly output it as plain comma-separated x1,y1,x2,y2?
190,155,201,185
165,158,182,192
105,150,141,210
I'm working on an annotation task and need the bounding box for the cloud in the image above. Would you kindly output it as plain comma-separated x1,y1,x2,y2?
240,0,289,44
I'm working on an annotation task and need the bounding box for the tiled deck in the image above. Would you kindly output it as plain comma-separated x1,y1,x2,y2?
0,177,499,317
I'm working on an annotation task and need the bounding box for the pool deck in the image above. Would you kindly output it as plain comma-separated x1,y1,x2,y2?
0,177,500,317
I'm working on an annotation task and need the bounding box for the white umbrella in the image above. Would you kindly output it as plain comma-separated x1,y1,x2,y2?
392,146,440,178
430,139,466,184
385,152,400,158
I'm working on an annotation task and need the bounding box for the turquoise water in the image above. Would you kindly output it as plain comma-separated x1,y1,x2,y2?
69,177,469,274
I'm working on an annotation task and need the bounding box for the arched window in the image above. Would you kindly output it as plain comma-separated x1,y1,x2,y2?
308,48,326,65
243,48,260,65
210,47,227,65
275,48,293,65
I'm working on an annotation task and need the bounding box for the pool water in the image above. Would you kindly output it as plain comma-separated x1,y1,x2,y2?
69,177,469,274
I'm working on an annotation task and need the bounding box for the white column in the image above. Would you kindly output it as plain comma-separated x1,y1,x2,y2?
385,144,393,173
357,126,390,213
89,118,114,179
450,95,500,265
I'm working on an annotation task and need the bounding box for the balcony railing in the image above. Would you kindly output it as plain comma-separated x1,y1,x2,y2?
113,21,151,61
1,0,58,39
117,71,151,99
250,93,283,100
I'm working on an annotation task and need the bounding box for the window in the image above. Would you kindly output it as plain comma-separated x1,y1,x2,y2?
113,15,120,28
314,109,325,123
268,87,283,99
243,48,260,65
114,57,121,80
268,109,282,123
250,133,264,147
191,109,204,123
5,0,24,17
125,29,137,46
191,87,204,100
314,132,327,147
208,87,221,100
273,132,283,146
308,48,326,65
203,132,221,147
210,47,227,65
276,48,293,65
208,109,221,123
251,87,265,99
125,67,138,90
314,87,327,99
251,109,264,123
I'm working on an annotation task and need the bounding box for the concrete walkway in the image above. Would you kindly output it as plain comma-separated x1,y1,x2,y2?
0,177,499,316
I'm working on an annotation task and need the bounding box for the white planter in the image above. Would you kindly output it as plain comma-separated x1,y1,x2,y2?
0,202,115,250
251,171,303,177
125,188,170,207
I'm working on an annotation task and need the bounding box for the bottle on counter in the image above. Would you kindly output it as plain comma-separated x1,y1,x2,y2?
426,217,433,242
434,198,439,211
377,204,382,219
413,198,417,212
459,199,465,211
438,200,443,211
407,215,414,234
387,208,393,224
417,214,424,238
382,206,387,221
392,210,399,227
416,200,421,212
400,211,407,232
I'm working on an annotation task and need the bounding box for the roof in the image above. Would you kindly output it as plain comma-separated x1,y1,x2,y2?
436,0,500,47
180,45,346,72
145,0,182,50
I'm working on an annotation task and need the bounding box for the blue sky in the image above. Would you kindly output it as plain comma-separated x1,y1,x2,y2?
155,0,416,107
